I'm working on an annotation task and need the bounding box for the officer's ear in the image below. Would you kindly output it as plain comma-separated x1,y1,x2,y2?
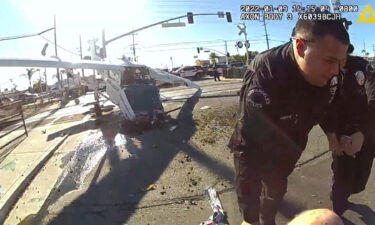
295,38,307,58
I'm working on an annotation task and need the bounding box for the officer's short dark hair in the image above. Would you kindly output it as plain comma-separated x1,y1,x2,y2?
347,44,354,54
293,15,349,45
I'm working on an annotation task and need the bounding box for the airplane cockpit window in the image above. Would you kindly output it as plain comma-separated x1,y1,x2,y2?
122,67,153,86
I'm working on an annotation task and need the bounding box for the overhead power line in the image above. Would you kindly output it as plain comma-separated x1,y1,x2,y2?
269,39,288,43
0,27,79,57
38,35,80,57
136,42,268,53
0,27,54,42
137,39,267,49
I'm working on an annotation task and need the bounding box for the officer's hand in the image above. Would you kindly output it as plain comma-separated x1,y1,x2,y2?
343,131,364,158
327,133,343,156
339,135,352,156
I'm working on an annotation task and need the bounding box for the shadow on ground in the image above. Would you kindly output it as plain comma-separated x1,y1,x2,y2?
342,203,375,225
25,90,238,225
21,89,306,225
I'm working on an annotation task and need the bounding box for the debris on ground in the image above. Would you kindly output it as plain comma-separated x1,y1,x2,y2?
184,154,191,162
190,177,202,186
189,200,197,205
144,184,157,191
169,125,177,132
200,106,211,110
194,104,238,144
200,187,228,225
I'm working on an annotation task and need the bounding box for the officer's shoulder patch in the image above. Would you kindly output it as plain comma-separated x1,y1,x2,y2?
355,70,365,86
246,88,271,109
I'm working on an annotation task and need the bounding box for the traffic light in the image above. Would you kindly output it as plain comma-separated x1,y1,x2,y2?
187,12,194,24
197,47,200,54
226,12,232,23
226,52,230,57
99,48,106,58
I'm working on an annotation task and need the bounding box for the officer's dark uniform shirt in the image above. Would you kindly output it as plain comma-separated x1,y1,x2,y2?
328,56,375,206
229,42,340,157
340,56,375,135
329,55,375,136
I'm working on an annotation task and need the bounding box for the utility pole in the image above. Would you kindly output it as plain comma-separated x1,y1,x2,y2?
79,35,85,77
54,16,61,88
101,29,107,59
364,40,366,53
170,56,174,69
373,44,375,57
330,0,341,13
261,11,270,50
362,40,367,57
38,69,42,93
224,40,229,64
44,69,47,91
131,33,137,62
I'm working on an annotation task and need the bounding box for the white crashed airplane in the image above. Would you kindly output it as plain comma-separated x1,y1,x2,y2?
0,57,200,125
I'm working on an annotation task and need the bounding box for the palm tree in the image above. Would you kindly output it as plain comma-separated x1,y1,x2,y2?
9,79,17,91
20,68,37,90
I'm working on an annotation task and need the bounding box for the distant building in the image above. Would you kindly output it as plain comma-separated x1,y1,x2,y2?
195,59,210,66
217,56,227,64
196,57,227,66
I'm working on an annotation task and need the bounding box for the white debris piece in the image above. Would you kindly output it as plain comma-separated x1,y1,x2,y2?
169,125,177,132
200,106,211,110
200,187,228,225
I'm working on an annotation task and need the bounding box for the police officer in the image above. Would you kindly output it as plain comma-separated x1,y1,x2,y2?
325,46,375,215
228,18,349,225
213,65,221,82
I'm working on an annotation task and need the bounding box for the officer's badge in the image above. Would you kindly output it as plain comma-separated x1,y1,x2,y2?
329,76,338,104
247,88,270,109
355,70,365,86
330,76,338,86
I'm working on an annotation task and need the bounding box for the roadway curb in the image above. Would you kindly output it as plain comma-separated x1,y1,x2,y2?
0,134,69,224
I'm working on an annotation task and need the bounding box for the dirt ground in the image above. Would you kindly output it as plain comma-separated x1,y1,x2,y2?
120,96,242,225
6,82,375,225
24,94,243,225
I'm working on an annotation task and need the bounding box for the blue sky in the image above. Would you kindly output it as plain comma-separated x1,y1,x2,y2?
0,0,374,90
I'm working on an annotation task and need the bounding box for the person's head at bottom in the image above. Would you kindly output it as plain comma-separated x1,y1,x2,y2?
287,208,343,225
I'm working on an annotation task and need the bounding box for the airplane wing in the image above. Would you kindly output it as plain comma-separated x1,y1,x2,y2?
0,58,125,71
0,57,200,90
148,68,200,90
0,58,200,89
